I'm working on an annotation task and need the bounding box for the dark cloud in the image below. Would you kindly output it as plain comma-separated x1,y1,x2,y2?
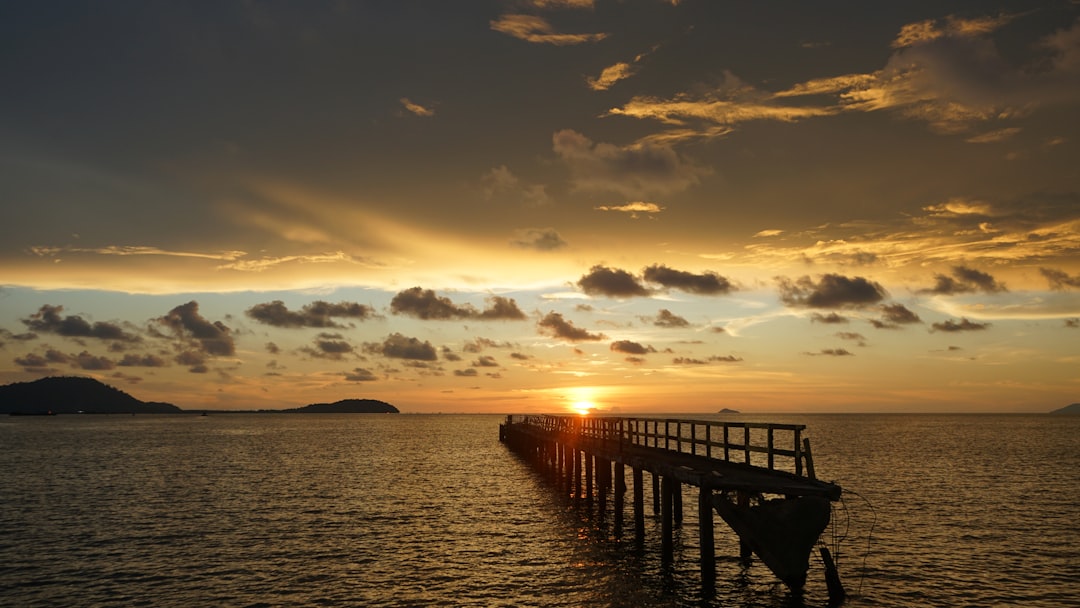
391,288,526,320
879,304,922,326
552,129,709,197
510,352,531,360
777,274,887,309
21,304,140,342
610,340,655,355
537,312,606,342
510,227,567,251
1065,318,1079,328
650,309,690,328
1040,267,1080,290
302,332,355,360
245,300,376,328
472,356,499,367
454,368,479,377
931,318,991,332
118,353,168,367
265,342,281,354
344,368,378,382
642,264,734,295
805,349,854,356
157,301,235,356
72,351,115,370
14,353,50,369
0,329,37,343
919,266,1007,295
175,350,206,367
463,337,512,353
836,332,867,347
188,364,209,374
370,332,439,361
811,312,848,324
672,355,743,365
577,265,650,298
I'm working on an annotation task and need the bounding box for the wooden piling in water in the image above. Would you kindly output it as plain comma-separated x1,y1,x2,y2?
499,414,843,595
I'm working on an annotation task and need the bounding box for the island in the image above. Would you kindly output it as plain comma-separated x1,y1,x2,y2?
284,399,399,414
718,408,741,414
0,376,182,415
1049,403,1080,415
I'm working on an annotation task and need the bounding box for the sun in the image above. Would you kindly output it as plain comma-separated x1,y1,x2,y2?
571,400,595,416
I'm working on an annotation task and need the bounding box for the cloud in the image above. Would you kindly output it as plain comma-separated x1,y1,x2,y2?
607,15,1080,141
594,202,664,218
811,312,848,324
72,351,115,370
577,265,651,298
118,353,168,367
14,353,53,371
490,14,606,45
482,166,551,207
301,332,355,360
246,300,376,328
919,266,1007,295
390,287,526,320
370,332,438,361
553,129,709,197
610,340,654,355
651,309,689,328
673,355,742,364
344,367,378,382
586,62,636,91
399,97,434,117
157,301,235,356
21,304,140,342
805,349,855,357
454,368,479,377
836,332,868,347
871,304,924,329
472,355,500,367
538,312,606,342
1041,267,1080,290
1066,318,1079,328
643,264,734,295
777,274,887,309
510,227,567,251
265,342,280,354
931,318,992,332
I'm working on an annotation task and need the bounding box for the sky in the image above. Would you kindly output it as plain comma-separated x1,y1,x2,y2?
1,1,1079,414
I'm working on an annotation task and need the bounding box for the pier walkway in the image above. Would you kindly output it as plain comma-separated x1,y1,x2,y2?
499,415,845,601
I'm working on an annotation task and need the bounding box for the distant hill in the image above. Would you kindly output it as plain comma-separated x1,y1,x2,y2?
718,408,740,414
1049,403,1080,415
0,376,181,414
285,398,399,414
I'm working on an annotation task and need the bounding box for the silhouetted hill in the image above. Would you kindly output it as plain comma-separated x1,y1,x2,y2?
285,398,399,413
1049,403,1080,415
0,376,181,414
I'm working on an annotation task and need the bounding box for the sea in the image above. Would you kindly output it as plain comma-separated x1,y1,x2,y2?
0,413,1076,607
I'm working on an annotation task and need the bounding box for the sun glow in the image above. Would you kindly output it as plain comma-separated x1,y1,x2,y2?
571,400,596,416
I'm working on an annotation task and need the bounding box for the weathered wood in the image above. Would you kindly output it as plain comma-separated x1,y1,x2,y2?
660,475,674,563
820,546,846,605
499,415,843,594
699,485,716,585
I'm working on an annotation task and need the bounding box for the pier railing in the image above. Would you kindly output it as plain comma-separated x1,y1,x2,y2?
506,415,815,478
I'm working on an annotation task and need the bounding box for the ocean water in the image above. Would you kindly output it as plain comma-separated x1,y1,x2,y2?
0,413,1076,607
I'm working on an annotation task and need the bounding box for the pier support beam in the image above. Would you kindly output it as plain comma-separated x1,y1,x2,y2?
698,486,716,587
633,466,645,545
613,462,625,537
661,475,674,564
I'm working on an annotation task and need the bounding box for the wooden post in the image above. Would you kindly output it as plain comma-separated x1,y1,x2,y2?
597,457,608,514
652,471,660,515
803,438,816,480
573,448,581,498
737,491,752,565
661,475,674,564
698,485,716,586
585,452,594,502
820,546,846,605
633,466,645,545
613,462,625,537
672,479,683,526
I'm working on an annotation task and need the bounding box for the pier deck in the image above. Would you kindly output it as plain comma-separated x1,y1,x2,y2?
500,414,845,602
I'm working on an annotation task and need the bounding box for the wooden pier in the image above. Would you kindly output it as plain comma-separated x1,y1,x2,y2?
499,415,845,602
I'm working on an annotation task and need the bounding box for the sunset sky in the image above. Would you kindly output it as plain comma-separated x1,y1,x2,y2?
2,1,1078,413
